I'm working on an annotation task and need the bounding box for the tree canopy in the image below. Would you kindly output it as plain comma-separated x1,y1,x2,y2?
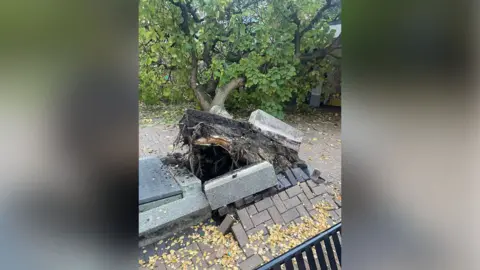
139,0,341,118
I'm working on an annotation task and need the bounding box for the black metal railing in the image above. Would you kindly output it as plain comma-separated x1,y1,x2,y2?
256,223,342,270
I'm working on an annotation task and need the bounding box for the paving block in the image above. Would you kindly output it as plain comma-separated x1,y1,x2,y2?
277,173,292,189
255,197,274,212
291,167,309,182
248,109,303,152
204,161,277,210
244,195,255,205
243,245,256,258
278,191,289,201
327,217,335,226
312,184,327,196
306,179,319,189
198,242,215,257
296,205,309,217
326,185,336,195
276,181,286,191
310,169,325,184
329,210,340,222
294,217,305,225
247,224,267,236
271,194,287,213
247,219,274,237
286,185,303,198
253,193,263,202
281,208,300,223
336,209,342,220
297,193,314,211
237,208,254,230
234,199,246,209
246,204,258,216
300,182,315,199
218,205,229,216
284,169,298,186
263,219,275,231
283,196,301,209
267,206,283,224
138,191,211,247
302,164,314,177
239,254,263,270
219,215,235,234
334,197,342,208
232,223,249,247
251,210,271,227
310,195,324,206
246,204,258,217
309,209,319,218
323,194,338,209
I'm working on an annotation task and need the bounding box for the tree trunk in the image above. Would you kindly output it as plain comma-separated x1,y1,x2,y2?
190,42,244,112
190,50,212,111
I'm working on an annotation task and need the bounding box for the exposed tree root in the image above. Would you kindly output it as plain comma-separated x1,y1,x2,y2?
172,109,306,182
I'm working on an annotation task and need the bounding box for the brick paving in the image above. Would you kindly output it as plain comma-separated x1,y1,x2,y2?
283,196,301,209
255,197,273,212
232,179,341,266
250,210,271,227
139,178,341,270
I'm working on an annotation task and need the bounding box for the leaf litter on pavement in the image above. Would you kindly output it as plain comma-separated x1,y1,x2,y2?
139,202,336,269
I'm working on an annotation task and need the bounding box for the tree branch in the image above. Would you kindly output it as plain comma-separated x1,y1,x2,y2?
291,12,301,56
211,78,245,107
155,59,178,70
168,0,191,35
300,0,337,37
185,2,204,23
299,34,341,63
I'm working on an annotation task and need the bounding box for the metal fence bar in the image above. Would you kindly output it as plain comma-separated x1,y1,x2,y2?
305,248,318,270
323,237,337,270
256,223,342,270
314,242,328,269
295,252,306,269
332,232,342,265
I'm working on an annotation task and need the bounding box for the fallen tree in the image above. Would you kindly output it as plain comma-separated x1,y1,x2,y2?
171,109,306,181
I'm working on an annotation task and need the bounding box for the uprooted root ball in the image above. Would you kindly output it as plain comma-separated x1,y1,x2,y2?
171,109,305,182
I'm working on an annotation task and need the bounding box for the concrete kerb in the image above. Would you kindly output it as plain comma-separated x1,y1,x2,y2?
204,161,278,210
248,109,304,152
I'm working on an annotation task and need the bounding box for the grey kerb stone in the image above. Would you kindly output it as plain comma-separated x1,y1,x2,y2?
138,191,211,247
248,109,304,152
139,156,182,212
204,161,277,210
138,164,211,247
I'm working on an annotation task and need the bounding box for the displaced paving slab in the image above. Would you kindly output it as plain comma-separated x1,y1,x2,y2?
139,156,182,205
249,109,304,152
204,161,277,210
139,157,183,212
